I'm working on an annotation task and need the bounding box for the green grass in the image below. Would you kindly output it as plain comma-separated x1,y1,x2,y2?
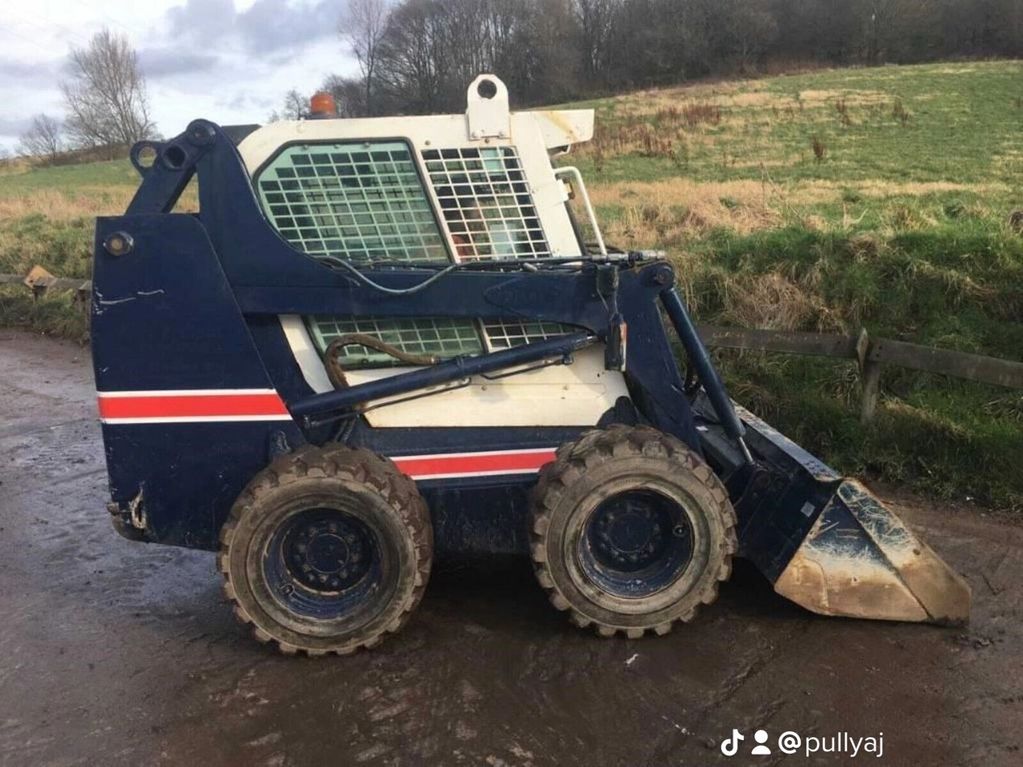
563,60,1023,511
0,159,136,196
574,60,1023,189
0,159,183,343
1,60,1021,510
0,213,94,342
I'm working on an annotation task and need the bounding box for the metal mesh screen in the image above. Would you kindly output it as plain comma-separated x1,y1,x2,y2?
258,141,571,370
256,142,449,264
422,146,552,262
308,316,484,369
482,320,569,351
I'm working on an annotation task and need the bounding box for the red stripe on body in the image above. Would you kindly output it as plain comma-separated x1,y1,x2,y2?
97,390,554,478
98,392,289,420
393,449,557,478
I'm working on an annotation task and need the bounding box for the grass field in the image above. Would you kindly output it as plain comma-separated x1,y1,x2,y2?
1,60,1021,509
566,60,1023,511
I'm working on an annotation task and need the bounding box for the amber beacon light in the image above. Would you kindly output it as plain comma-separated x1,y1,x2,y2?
309,91,337,118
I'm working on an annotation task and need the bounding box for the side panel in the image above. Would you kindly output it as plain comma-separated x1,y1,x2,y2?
279,314,629,428
92,214,305,548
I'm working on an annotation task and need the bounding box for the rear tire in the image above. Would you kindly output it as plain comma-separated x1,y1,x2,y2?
218,445,432,656
530,426,736,638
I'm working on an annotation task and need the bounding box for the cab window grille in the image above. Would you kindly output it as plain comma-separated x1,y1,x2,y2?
422,147,552,262
482,320,569,351
308,316,484,369
256,141,449,265
259,141,569,369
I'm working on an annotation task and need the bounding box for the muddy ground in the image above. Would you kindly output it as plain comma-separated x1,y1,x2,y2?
0,330,1019,767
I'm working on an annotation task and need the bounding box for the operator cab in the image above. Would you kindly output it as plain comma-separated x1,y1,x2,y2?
235,76,627,428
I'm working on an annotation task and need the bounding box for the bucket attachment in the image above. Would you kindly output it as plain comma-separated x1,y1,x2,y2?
695,397,971,626
773,480,971,625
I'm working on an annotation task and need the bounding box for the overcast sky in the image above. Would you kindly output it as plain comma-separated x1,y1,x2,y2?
0,0,358,152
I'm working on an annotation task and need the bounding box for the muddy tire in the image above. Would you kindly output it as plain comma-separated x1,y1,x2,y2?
530,425,737,638
218,445,432,656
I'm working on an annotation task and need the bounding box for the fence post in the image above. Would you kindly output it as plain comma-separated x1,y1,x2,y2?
855,328,881,424
860,360,883,424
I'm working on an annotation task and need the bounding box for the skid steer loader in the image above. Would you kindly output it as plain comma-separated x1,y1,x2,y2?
91,75,970,655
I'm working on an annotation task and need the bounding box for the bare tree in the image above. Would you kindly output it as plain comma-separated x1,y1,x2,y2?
322,74,369,117
861,0,935,63
573,0,621,86
728,0,779,72
341,0,390,115
321,0,1022,117
375,0,448,113
60,28,156,150
18,114,64,164
268,89,309,122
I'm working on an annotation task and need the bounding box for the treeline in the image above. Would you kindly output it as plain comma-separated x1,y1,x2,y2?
326,0,1023,115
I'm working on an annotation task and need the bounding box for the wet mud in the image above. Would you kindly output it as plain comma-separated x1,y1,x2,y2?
0,331,1019,766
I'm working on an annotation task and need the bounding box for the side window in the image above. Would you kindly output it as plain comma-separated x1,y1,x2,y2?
255,140,570,371
482,320,568,351
256,140,484,368
423,147,552,262
256,141,448,264
308,316,484,369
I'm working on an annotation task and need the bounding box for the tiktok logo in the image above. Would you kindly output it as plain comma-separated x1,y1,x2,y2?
720,729,745,757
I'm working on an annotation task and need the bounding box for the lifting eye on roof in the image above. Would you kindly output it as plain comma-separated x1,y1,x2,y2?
466,74,510,141
477,79,498,100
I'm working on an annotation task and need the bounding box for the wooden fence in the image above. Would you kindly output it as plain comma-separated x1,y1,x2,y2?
1,267,91,302
698,325,1023,423
4,267,1022,424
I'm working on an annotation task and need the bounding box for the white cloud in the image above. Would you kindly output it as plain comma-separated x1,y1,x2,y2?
0,0,358,151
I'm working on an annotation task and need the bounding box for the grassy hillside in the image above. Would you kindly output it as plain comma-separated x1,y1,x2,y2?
1,60,1021,509
566,60,1023,511
0,159,195,340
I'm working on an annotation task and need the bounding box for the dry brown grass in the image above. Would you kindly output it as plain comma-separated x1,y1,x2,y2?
846,180,1010,197
590,102,724,159
720,272,843,332
0,186,199,221
605,80,744,111
607,80,891,117
0,187,135,220
797,89,889,106
589,179,784,240
0,158,31,177
590,176,1014,247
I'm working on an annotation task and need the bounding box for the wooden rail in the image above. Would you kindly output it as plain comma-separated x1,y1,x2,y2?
4,268,1021,423
697,324,1023,422
0,268,91,302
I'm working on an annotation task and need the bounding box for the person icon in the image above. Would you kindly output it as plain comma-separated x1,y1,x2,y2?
751,730,772,756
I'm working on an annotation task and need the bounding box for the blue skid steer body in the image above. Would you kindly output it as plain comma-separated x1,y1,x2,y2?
92,75,970,655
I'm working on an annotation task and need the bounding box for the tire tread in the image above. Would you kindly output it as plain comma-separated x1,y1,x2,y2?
217,444,432,657
529,425,737,638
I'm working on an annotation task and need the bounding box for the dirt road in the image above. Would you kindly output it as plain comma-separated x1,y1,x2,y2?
0,330,1019,767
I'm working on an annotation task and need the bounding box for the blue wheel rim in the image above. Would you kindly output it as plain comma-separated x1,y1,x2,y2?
578,490,694,599
263,508,386,621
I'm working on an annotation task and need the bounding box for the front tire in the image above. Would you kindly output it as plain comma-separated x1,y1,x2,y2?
530,426,736,638
218,445,432,656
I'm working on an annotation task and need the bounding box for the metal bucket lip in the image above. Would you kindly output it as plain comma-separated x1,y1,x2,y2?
774,479,971,626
